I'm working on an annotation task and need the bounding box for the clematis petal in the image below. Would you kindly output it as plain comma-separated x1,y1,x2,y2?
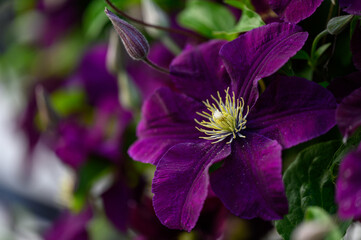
351,22,361,70
152,141,231,231
336,87,361,139
268,0,323,24
336,144,361,219
170,40,230,101
128,88,204,165
247,76,337,148
220,22,308,107
340,0,361,15
210,133,287,220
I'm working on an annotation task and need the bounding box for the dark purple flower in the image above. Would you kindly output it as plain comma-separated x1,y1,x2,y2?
336,143,361,219
339,0,361,15
44,208,92,240
268,0,323,23
129,23,337,231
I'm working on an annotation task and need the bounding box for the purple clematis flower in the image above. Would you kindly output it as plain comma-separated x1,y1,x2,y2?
268,0,323,23
336,143,361,220
129,22,337,231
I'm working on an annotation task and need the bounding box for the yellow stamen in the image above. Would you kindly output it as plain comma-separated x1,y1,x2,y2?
194,88,249,144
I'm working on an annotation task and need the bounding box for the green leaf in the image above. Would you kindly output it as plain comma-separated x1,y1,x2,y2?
72,158,113,212
88,213,123,239
278,61,295,76
275,140,341,240
224,0,255,11
292,50,310,60
177,0,236,38
313,43,331,64
303,207,350,240
226,1,264,33
350,17,361,40
327,15,354,35
214,0,264,40
83,0,108,40
50,88,87,117
276,130,361,240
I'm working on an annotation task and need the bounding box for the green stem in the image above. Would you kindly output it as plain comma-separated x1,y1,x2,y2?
143,58,170,74
310,29,329,66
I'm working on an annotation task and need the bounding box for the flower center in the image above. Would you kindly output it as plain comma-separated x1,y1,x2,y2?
195,88,249,144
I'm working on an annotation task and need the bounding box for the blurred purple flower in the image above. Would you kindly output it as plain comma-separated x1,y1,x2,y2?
336,143,361,219
36,0,85,46
129,22,337,231
44,207,92,240
74,45,118,105
55,97,132,168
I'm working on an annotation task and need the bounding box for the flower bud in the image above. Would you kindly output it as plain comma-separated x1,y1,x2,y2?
105,8,149,60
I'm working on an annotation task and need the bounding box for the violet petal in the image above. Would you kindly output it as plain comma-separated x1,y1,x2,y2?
336,144,361,219
152,141,231,231
340,0,361,15
128,88,204,165
170,40,230,101
268,0,323,23
248,76,337,148
220,22,308,107
336,87,361,139
210,133,288,220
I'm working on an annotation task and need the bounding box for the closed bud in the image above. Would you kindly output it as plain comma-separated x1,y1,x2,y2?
105,8,149,60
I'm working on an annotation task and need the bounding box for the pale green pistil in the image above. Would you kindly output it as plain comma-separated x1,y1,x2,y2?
195,88,249,144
